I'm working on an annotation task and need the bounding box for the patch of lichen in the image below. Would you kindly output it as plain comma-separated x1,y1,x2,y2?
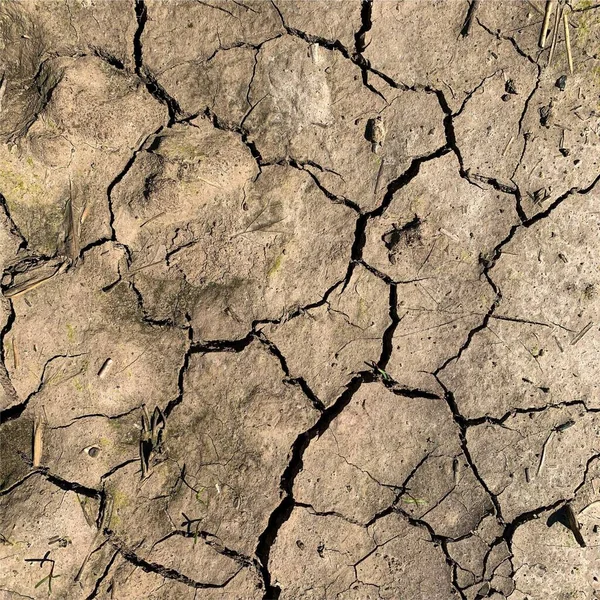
575,3,600,47
267,252,284,277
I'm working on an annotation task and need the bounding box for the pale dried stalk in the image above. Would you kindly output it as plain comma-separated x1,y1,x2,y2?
548,3,563,66
3,262,68,298
540,0,555,48
563,10,573,74
32,418,43,468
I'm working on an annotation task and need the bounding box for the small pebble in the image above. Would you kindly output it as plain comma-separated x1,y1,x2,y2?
556,75,567,91
84,446,101,458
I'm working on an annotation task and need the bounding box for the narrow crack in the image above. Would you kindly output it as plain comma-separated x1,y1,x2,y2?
85,548,120,600
107,533,244,589
254,372,370,599
79,125,164,259
158,529,253,567
256,332,326,412
134,0,182,124
378,282,398,371
0,299,19,409
44,470,103,499
476,18,539,66
434,375,505,524
0,192,28,250
460,0,480,37
270,0,387,99
0,352,85,425
354,0,373,55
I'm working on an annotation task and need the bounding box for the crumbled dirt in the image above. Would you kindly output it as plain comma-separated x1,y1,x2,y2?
0,1,600,599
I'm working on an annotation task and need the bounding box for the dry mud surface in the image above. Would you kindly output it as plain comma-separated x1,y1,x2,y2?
0,0,600,598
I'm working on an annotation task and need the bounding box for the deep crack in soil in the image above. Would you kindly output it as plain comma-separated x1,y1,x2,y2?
1,1,600,599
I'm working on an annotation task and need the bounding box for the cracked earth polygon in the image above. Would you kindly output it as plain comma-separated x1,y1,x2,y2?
1,1,600,599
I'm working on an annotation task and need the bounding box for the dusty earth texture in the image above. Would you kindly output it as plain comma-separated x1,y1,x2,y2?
1,0,600,599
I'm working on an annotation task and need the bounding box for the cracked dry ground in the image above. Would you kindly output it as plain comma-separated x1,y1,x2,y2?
1,2,600,600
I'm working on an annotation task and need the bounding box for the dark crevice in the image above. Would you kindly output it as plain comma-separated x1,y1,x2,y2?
45,471,102,499
85,548,120,600
0,192,28,250
0,299,19,410
394,507,469,600
573,452,600,496
79,125,163,260
108,534,243,589
295,501,365,527
460,0,480,37
434,86,523,210
134,0,182,124
255,373,371,599
491,498,566,565
453,70,499,118
373,145,451,219
356,258,395,284
434,376,505,527
463,398,594,429
204,107,263,171
512,185,528,224
128,278,175,328
0,352,84,426
163,321,195,418
342,143,450,294
510,64,542,191
162,530,252,566
256,332,326,412
476,18,538,66
0,391,28,424
378,283,397,371
91,47,125,70
354,0,373,54
0,470,38,496
50,405,142,430
100,459,139,481
189,331,256,355
365,451,435,528
270,0,386,99
385,385,441,400
285,159,361,213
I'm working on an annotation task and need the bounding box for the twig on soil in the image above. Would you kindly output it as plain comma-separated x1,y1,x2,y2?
12,338,19,370
537,429,554,476
563,9,574,74
32,416,44,468
571,321,593,346
548,2,563,66
25,551,61,595
3,261,68,299
97,358,113,378
540,0,555,47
